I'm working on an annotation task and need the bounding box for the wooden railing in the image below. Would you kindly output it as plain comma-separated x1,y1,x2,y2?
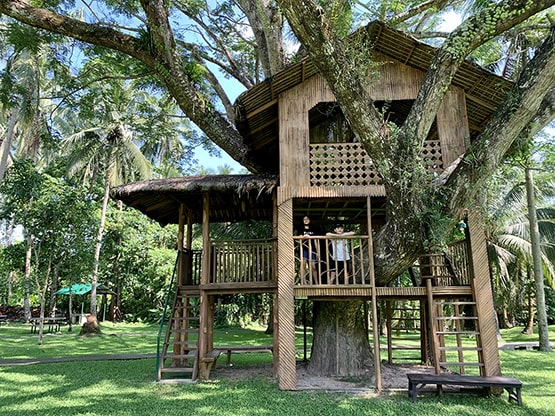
309,141,443,187
293,235,372,286
210,239,274,284
417,240,471,286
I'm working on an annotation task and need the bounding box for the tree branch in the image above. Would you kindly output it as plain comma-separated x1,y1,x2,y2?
0,0,263,172
445,25,555,212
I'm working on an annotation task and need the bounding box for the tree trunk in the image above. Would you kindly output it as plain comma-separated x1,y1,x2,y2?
522,277,534,335
24,234,32,321
308,300,373,377
90,170,111,315
525,167,552,351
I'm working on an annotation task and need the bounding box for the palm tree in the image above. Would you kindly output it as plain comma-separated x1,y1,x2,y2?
486,162,555,345
60,80,152,317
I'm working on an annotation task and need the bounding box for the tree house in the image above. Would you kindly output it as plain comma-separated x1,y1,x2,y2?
112,22,511,390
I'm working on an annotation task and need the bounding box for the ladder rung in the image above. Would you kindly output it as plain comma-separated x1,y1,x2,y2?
439,346,483,351
170,328,199,333
435,316,477,320
160,367,195,373
434,301,475,306
386,346,421,350
167,353,196,359
440,362,484,367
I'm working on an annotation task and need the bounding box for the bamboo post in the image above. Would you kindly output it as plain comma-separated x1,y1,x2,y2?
367,196,381,391
198,193,211,362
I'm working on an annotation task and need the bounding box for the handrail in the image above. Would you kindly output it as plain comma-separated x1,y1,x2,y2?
293,235,371,285
155,251,180,381
211,239,274,284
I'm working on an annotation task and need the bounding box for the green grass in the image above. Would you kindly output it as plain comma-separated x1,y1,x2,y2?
1,322,554,415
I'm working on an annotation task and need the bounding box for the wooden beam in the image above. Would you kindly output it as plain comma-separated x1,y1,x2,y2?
367,196,381,391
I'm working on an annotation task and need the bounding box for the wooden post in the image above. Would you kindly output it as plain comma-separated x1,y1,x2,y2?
198,193,211,363
426,277,441,374
276,193,296,390
466,211,501,376
367,196,381,391
272,192,279,376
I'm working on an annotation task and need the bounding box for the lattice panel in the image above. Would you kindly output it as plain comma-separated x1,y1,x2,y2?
310,141,444,187
421,139,443,174
309,143,381,186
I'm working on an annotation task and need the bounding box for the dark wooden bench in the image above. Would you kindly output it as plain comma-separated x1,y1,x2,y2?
214,345,274,366
0,314,7,325
407,373,522,406
30,317,67,334
198,346,274,380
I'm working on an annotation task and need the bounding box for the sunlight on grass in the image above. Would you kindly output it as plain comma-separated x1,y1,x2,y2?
1,323,554,415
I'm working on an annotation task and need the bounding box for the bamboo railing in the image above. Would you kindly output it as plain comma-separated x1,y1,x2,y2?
210,239,274,284
293,235,371,286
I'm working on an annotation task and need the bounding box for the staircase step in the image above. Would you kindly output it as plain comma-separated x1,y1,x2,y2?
436,330,480,335
439,346,483,351
434,301,475,306
440,361,484,367
160,366,195,373
436,316,477,320
167,353,197,359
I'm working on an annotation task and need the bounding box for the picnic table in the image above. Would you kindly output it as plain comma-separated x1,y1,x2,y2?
30,317,67,334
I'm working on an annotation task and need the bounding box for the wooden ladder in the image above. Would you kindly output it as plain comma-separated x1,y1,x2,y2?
157,289,200,383
384,299,425,364
430,298,484,375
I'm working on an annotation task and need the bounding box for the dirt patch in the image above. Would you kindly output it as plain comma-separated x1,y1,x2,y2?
210,360,437,393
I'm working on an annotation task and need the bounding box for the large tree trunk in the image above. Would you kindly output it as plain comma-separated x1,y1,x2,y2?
308,300,373,377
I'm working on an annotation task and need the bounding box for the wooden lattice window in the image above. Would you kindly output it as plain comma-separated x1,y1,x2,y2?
309,143,381,186
422,139,444,174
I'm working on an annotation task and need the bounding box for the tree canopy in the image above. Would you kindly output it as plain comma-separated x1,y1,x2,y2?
0,0,553,285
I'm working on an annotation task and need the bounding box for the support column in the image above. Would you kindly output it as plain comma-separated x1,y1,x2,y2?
198,193,211,362
277,192,296,390
272,192,279,376
467,211,501,376
367,196,381,391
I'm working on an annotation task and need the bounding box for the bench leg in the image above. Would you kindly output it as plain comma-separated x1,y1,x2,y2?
506,387,523,406
408,381,417,403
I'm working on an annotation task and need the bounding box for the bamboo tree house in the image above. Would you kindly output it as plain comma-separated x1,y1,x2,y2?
112,22,512,390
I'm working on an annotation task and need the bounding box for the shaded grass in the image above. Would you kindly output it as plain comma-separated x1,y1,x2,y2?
0,323,554,415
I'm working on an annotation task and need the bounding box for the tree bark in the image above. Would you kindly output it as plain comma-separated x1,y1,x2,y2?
308,300,373,376
525,167,552,351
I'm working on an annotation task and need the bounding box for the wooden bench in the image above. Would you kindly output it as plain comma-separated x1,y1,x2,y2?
407,373,522,406
214,345,274,366
198,346,274,380
0,314,7,325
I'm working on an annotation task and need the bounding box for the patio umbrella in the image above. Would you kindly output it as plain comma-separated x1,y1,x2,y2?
55,284,115,322
55,283,114,295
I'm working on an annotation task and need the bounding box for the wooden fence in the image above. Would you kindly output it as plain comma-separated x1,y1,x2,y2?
293,235,371,285
210,239,274,284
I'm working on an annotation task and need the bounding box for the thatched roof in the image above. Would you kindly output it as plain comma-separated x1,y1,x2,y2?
110,175,279,225
233,21,513,173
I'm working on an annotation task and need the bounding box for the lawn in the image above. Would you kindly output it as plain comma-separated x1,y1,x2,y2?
0,322,554,416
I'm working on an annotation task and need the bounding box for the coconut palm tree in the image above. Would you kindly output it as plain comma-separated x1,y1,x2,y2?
60,80,152,317
486,162,555,343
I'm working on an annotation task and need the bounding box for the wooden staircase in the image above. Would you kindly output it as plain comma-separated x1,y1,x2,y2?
384,300,425,364
157,289,200,383
430,297,484,375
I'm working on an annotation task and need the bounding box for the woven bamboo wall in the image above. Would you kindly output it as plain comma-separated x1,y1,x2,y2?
437,88,469,167
279,76,334,187
278,62,469,188
366,59,423,100
276,194,297,390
